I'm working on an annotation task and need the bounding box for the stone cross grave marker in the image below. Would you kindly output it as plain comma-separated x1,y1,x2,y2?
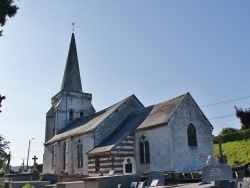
32,155,38,165
217,135,227,164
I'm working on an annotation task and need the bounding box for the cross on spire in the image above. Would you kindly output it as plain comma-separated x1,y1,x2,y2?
32,155,38,165
72,22,75,33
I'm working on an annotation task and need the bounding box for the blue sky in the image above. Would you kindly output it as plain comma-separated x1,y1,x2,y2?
0,1,250,167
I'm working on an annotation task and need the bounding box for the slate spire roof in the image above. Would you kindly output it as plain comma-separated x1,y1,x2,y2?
61,33,83,92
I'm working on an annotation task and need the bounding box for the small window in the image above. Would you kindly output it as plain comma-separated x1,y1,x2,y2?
77,140,83,167
69,110,74,121
139,135,150,164
187,123,197,147
63,141,68,170
80,111,84,118
63,142,66,170
52,145,55,170
95,158,100,172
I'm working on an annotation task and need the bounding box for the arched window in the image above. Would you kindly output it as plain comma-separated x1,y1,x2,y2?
187,123,197,147
69,110,74,121
77,139,83,167
139,135,150,164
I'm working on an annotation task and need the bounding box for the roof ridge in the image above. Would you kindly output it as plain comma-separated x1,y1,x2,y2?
151,92,188,107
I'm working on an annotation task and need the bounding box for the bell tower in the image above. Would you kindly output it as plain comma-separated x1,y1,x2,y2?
45,33,95,142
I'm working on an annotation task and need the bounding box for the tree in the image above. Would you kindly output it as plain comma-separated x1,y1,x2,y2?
235,106,250,130
0,0,19,36
0,135,10,172
219,127,238,135
0,95,6,113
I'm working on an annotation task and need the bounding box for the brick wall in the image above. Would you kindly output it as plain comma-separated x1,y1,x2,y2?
88,135,134,176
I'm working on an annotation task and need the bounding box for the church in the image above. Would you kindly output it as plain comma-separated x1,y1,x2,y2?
43,33,214,176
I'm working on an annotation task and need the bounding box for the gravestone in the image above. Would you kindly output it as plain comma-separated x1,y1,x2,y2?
109,170,115,176
137,182,144,188
235,170,245,179
184,173,192,179
123,157,136,175
202,164,233,182
203,155,234,188
147,171,164,186
150,179,159,187
237,177,250,188
244,163,250,177
130,182,137,188
41,173,58,184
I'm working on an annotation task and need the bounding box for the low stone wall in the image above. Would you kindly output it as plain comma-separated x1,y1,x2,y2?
56,181,83,188
58,175,88,182
83,174,141,188
4,172,39,181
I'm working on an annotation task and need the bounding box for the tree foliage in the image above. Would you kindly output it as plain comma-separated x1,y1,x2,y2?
219,127,238,136
235,106,250,130
0,95,6,113
0,135,10,170
0,0,19,36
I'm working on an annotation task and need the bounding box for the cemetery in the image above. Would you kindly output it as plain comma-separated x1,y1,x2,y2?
1,153,250,188
2,132,250,188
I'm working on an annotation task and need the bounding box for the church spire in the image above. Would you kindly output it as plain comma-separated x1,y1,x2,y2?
61,33,83,92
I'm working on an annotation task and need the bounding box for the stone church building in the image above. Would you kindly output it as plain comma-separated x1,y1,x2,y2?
43,33,214,176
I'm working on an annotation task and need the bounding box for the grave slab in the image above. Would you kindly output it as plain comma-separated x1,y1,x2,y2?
202,164,233,182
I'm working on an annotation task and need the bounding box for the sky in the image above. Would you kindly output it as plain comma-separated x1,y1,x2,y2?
0,1,250,167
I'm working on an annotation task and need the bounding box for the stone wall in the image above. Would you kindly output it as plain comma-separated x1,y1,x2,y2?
94,96,143,146
43,132,94,175
135,94,213,173
169,94,213,172
135,125,170,173
88,134,134,175
51,91,95,134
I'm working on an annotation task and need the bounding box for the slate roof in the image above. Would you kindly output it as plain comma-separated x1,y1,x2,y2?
61,33,83,92
45,95,136,145
88,106,153,155
88,93,188,155
137,93,187,130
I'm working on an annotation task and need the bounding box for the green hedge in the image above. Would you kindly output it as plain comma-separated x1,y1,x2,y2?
213,129,250,144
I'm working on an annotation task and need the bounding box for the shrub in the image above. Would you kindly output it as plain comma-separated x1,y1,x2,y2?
213,129,250,144
22,184,35,188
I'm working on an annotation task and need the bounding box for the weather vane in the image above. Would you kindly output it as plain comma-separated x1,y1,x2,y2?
72,22,75,33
